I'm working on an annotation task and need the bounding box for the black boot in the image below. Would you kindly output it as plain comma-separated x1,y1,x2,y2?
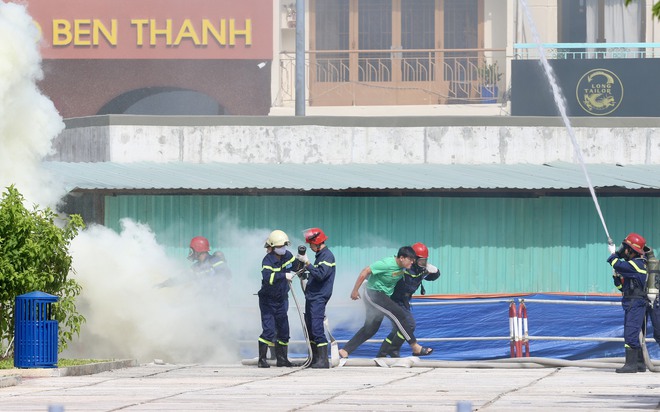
376,339,393,358
637,347,647,372
309,344,319,367
387,333,405,358
275,342,293,367
311,344,329,369
388,342,402,358
616,347,639,373
258,341,270,368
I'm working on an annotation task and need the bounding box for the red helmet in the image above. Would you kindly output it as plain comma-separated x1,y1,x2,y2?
412,242,428,259
190,236,210,253
304,228,328,245
624,233,646,255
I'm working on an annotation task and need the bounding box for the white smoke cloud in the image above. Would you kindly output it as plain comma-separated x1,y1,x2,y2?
65,219,251,363
0,2,65,207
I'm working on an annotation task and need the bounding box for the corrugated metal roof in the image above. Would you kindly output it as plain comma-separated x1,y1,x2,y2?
41,161,660,192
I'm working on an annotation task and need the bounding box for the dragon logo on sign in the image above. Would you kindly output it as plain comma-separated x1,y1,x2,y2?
576,68,623,116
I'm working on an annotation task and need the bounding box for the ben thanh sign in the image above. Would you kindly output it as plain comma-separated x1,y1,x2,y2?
18,0,272,60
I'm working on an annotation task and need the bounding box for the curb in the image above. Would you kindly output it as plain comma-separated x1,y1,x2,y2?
0,375,21,388
0,359,138,386
59,359,138,377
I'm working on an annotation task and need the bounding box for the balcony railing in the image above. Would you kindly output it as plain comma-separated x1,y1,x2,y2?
278,48,507,107
514,42,660,60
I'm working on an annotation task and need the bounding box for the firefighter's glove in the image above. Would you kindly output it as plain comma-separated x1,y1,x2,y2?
426,263,439,274
608,243,616,255
285,272,296,281
296,254,309,265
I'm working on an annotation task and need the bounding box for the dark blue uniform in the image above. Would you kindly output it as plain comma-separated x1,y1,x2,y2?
609,253,648,348
191,251,230,278
304,246,336,347
160,251,230,290
614,259,660,348
191,251,231,294
258,251,296,346
378,264,440,356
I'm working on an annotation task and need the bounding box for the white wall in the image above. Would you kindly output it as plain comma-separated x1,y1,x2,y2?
50,119,660,166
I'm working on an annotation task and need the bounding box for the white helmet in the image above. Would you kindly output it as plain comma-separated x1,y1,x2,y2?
266,230,290,247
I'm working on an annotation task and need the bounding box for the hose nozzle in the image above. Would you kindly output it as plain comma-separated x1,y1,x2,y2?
607,237,616,255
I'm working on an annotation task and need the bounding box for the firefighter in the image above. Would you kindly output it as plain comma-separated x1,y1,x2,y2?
376,242,440,358
295,227,336,368
608,232,648,373
160,236,231,289
257,230,297,368
338,246,434,359
188,236,231,279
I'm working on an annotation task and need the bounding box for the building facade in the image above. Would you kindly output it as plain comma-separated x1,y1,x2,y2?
16,0,660,118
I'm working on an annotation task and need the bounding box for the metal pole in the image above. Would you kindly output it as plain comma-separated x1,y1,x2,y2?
295,0,305,116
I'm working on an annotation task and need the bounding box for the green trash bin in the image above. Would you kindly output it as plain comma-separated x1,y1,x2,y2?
14,291,59,368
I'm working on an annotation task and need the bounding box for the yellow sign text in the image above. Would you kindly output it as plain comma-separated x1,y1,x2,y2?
53,19,118,46
130,18,252,46
50,18,253,47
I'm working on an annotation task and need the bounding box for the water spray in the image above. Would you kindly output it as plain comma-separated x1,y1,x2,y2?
519,0,612,246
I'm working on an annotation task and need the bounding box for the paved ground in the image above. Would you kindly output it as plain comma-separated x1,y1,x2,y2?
1,358,659,411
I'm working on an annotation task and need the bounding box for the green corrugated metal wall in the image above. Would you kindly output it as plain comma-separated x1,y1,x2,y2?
104,194,660,294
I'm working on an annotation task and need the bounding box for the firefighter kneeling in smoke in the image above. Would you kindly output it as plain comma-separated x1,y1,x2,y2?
608,232,648,373
188,236,231,280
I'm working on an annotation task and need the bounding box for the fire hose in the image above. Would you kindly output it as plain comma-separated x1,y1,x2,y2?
287,275,312,368
287,245,313,368
360,356,650,369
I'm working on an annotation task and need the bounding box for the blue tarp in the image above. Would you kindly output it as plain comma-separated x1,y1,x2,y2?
327,294,660,361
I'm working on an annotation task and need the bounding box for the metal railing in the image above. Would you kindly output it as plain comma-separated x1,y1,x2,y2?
514,42,660,60
278,48,507,106
278,43,660,107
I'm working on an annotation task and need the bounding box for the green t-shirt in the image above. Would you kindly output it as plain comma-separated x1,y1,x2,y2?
366,256,407,296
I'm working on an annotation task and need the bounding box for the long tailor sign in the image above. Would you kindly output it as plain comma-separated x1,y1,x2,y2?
18,0,272,60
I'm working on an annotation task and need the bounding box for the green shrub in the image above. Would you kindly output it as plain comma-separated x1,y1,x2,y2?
0,186,85,358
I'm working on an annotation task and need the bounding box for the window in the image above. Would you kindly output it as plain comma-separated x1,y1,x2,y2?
310,0,483,105
315,0,350,82
401,0,435,81
559,0,645,43
358,0,392,81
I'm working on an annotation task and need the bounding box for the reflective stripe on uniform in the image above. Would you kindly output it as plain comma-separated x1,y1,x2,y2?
630,260,647,274
259,337,273,345
284,256,296,267
315,261,336,267
263,256,297,285
262,265,279,285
